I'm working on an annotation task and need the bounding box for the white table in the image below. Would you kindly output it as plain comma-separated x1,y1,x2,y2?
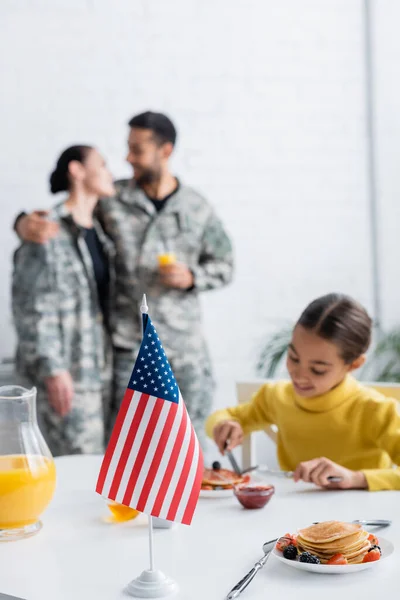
0,456,398,600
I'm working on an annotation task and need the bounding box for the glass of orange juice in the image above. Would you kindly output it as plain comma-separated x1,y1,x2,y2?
157,252,177,267
0,386,56,541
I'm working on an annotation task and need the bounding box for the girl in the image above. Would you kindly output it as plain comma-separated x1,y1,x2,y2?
13,145,115,456
206,294,400,491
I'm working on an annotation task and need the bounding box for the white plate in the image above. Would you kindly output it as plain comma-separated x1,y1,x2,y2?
199,488,234,498
271,536,394,574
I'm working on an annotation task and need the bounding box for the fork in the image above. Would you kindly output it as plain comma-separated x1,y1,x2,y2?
242,464,343,483
313,519,391,527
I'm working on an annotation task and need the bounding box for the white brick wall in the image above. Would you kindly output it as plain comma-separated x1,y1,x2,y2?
0,0,397,417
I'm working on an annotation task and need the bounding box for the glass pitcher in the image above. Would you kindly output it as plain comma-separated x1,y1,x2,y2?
0,386,56,541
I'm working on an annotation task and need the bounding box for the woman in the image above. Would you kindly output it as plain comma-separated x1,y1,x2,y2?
13,145,116,456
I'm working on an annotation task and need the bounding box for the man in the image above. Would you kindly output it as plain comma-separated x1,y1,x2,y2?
15,111,234,444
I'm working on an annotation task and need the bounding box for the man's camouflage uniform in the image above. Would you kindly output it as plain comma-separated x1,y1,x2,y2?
98,180,234,446
12,203,113,456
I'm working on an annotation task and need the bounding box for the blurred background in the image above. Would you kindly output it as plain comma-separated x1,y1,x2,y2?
1,0,399,412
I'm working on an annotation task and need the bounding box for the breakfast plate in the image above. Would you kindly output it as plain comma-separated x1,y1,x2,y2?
199,487,234,499
272,521,394,574
272,536,394,573
200,464,250,498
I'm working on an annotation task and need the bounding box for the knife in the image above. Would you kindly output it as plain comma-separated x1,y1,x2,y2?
224,446,242,476
225,538,277,599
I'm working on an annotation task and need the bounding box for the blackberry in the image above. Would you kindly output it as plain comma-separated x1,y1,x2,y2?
299,552,320,564
283,544,298,560
369,545,382,555
212,461,221,470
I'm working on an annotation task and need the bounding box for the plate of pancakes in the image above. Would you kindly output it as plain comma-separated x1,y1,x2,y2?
200,466,250,498
272,521,394,573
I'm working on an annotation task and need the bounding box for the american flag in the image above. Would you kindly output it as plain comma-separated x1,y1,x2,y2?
96,313,203,526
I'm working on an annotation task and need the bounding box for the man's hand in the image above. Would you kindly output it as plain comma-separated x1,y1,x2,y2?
159,263,194,289
292,457,368,490
16,211,59,244
213,420,244,454
45,371,74,417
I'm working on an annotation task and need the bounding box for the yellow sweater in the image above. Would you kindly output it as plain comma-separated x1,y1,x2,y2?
205,376,400,491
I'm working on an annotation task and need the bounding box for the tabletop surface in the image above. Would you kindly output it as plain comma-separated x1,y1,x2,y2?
0,455,398,600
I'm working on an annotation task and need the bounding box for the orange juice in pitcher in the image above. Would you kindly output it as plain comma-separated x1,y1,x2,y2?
0,455,56,530
0,386,56,541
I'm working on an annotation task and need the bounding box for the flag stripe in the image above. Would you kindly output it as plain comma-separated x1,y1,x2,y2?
127,399,173,509
166,422,196,521
141,398,184,515
151,405,188,516
174,431,201,524
114,395,158,503
100,390,142,497
157,408,192,519
135,402,178,512
108,394,149,500
182,451,204,525
96,388,133,494
122,397,164,505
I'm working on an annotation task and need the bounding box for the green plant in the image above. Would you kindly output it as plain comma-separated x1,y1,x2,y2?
362,328,400,382
256,324,400,383
256,323,292,378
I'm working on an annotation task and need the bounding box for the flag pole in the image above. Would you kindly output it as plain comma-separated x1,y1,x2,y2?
140,294,155,572
124,293,178,597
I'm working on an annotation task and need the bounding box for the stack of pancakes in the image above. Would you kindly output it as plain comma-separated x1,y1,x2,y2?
201,467,246,489
297,521,371,564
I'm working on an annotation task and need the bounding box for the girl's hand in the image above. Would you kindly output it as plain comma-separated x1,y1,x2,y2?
213,420,244,454
292,457,368,490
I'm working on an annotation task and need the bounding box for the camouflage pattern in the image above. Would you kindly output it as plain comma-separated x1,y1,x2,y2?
98,180,234,444
12,202,114,456
36,378,112,456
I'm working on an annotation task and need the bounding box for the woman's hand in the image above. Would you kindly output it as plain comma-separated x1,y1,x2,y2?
213,420,244,454
45,371,74,417
292,457,368,489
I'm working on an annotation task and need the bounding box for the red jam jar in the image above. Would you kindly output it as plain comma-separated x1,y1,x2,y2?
233,483,275,509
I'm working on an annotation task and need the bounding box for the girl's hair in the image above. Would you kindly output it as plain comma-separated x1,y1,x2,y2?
49,145,92,194
297,293,372,363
